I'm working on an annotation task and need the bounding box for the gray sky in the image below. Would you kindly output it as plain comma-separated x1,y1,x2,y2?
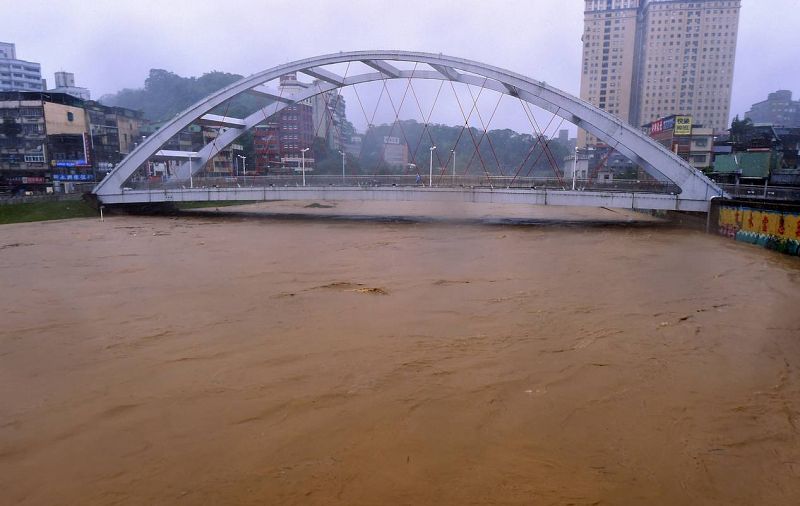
5,0,800,134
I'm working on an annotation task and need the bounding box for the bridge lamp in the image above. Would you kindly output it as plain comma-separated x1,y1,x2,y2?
186,153,194,189
237,154,246,178
301,148,310,186
338,150,345,183
572,147,578,191
429,146,437,187
451,149,456,185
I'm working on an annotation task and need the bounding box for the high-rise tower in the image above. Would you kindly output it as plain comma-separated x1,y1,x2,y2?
579,0,741,146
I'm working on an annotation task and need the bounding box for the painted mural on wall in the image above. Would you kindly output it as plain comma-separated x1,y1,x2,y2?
719,204,800,256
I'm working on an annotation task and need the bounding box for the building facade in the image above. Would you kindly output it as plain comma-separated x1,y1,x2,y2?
252,73,316,174
253,123,281,174
380,136,408,168
312,89,347,151
580,0,641,147
50,71,91,100
579,0,741,146
85,101,144,176
252,103,315,174
139,121,238,179
745,90,800,127
0,91,143,189
0,42,44,92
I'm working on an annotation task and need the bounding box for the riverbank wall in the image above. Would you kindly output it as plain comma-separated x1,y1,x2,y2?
713,199,800,256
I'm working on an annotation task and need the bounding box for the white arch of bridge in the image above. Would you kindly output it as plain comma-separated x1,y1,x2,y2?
93,50,723,202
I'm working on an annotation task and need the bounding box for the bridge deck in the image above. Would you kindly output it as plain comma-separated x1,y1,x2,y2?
98,185,711,212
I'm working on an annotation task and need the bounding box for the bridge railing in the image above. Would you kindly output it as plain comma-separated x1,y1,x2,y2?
717,183,800,202
122,174,680,195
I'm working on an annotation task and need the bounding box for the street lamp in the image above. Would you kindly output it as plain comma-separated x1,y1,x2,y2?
572,147,578,191
451,149,456,185
237,154,246,177
301,148,310,186
338,150,346,183
186,154,194,189
429,145,436,187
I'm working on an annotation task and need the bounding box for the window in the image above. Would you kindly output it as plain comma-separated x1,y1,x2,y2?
24,154,45,163
20,107,43,117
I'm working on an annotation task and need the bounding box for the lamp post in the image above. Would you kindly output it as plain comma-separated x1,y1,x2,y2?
451,149,456,186
429,145,436,187
237,154,246,183
572,147,578,191
187,154,194,189
338,150,346,183
301,148,310,186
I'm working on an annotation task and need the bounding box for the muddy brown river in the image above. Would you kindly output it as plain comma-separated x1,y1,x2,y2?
1,201,799,505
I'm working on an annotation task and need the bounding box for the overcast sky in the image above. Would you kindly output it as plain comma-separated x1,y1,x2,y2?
4,0,800,134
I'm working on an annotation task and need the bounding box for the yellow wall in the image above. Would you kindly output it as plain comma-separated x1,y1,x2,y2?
719,205,800,241
116,116,141,154
44,102,88,135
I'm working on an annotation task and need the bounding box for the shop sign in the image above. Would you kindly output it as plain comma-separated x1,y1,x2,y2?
53,173,94,181
674,116,693,136
52,160,90,168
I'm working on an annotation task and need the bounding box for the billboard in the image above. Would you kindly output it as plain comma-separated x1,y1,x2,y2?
674,116,692,136
650,116,676,135
647,115,692,136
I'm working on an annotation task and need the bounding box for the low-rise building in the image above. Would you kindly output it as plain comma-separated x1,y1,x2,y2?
139,121,238,179
342,134,363,157
642,115,714,171
49,71,91,101
562,150,590,181
381,136,408,168
711,124,800,185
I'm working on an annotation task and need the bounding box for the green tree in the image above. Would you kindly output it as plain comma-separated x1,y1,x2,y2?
101,69,268,122
730,115,755,144
357,119,568,177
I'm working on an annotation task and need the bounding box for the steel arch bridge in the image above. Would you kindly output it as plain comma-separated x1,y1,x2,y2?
93,50,725,212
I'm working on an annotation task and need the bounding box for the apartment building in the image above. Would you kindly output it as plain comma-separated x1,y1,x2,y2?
0,42,44,92
746,90,800,128
0,91,143,188
253,73,316,174
579,0,741,146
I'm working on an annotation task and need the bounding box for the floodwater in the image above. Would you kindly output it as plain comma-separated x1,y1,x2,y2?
1,201,799,505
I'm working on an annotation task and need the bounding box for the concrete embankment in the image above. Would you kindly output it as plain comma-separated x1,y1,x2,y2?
713,198,800,256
